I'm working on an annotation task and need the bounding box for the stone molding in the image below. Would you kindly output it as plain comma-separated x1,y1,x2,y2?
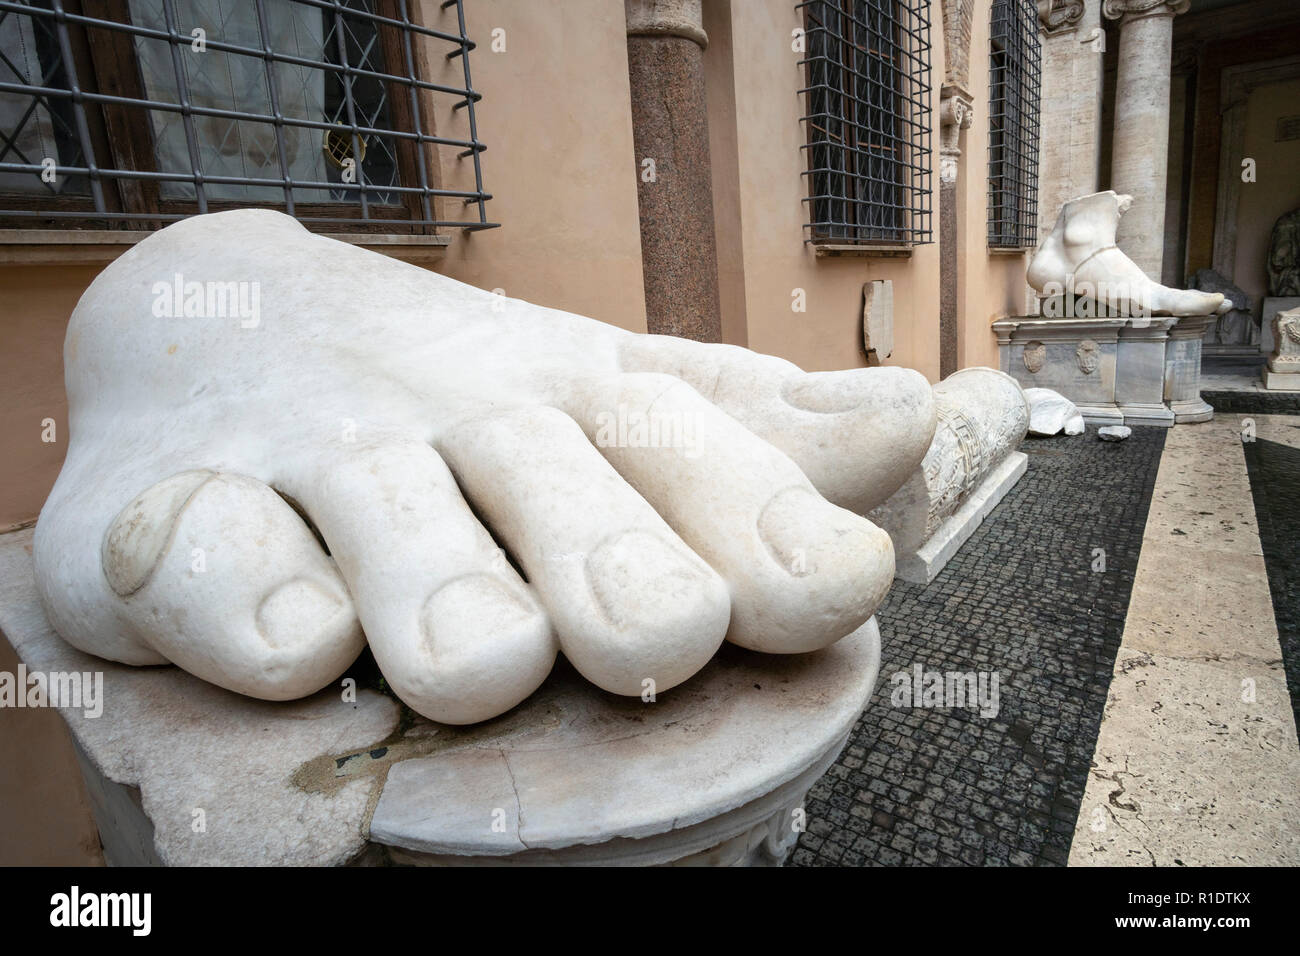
625,0,707,48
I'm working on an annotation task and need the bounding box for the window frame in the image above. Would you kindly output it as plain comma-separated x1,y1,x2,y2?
797,0,934,250
0,0,493,235
987,0,1041,249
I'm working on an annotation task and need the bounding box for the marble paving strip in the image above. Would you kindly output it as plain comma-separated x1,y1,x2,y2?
1070,416,1300,865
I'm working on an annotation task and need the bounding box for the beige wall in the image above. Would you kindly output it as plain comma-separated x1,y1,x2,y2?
957,1,1032,370
422,0,649,332
707,0,943,379
1234,77,1300,301
0,263,103,529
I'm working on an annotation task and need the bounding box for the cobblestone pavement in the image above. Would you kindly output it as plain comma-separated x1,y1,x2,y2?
791,425,1167,866
1241,416,1300,736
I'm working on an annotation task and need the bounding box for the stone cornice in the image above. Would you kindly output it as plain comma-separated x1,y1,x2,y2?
1102,0,1190,24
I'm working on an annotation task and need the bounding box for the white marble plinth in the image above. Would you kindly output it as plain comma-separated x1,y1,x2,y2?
1262,368,1300,391
0,527,879,867
995,312,1213,426
894,451,1027,585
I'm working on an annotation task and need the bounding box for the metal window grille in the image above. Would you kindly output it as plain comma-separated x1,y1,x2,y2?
988,0,1039,248
0,0,496,231
797,0,932,246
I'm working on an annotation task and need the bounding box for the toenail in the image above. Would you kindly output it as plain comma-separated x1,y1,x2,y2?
255,578,345,649
103,470,216,596
420,574,539,655
757,486,871,576
584,531,717,628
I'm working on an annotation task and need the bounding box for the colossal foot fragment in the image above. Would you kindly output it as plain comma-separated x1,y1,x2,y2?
34,210,935,724
1027,190,1224,317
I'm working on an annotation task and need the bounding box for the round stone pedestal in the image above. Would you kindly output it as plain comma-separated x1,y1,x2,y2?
0,528,880,867
368,619,881,866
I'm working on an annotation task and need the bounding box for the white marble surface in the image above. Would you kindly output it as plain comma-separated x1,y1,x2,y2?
34,209,934,725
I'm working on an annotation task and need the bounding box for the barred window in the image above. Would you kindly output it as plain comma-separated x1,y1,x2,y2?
797,0,933,247
0,0,495,233
987,0,1040,248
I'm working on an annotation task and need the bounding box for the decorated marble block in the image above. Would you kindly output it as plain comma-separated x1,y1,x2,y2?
868,368,1029,584
1262,307,1300,391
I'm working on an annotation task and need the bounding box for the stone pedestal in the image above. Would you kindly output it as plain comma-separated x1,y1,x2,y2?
1261,297,1300,354
1262,306,1300,391
993,316,1128,424
1117,317,1178,426
1165,314,1214,422
0,527,879,867
1103,0,1190,280
994,311,1214,426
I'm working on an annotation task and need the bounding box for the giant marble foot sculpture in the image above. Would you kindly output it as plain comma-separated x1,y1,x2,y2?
1027,190,1224,317
34,210,936,724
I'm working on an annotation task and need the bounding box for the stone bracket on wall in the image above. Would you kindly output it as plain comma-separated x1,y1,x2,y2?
939,86,975,185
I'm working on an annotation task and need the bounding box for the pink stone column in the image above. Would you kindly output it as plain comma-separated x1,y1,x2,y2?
625,0,722,341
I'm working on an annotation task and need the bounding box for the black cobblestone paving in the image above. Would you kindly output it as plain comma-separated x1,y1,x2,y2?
791,425,1167,866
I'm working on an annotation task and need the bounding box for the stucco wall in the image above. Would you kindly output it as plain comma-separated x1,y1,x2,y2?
0,263,103,529
958,0,1032,371
422,0,649,332
705,0,943,379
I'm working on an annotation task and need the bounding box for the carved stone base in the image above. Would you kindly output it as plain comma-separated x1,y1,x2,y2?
994,312,1213,426
1117,402,1176,427
894,451,1027,585
1262,368,1300,391
869,368,1028,585
0,527,879,867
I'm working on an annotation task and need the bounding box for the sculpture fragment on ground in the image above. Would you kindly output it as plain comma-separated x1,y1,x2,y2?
33,210,939,726
1025,387,1085,437
868,368,1029,584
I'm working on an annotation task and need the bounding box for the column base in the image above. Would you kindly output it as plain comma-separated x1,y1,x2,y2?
1076,403,1126,426
1170,397,1214,423
1119,403,1176,427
